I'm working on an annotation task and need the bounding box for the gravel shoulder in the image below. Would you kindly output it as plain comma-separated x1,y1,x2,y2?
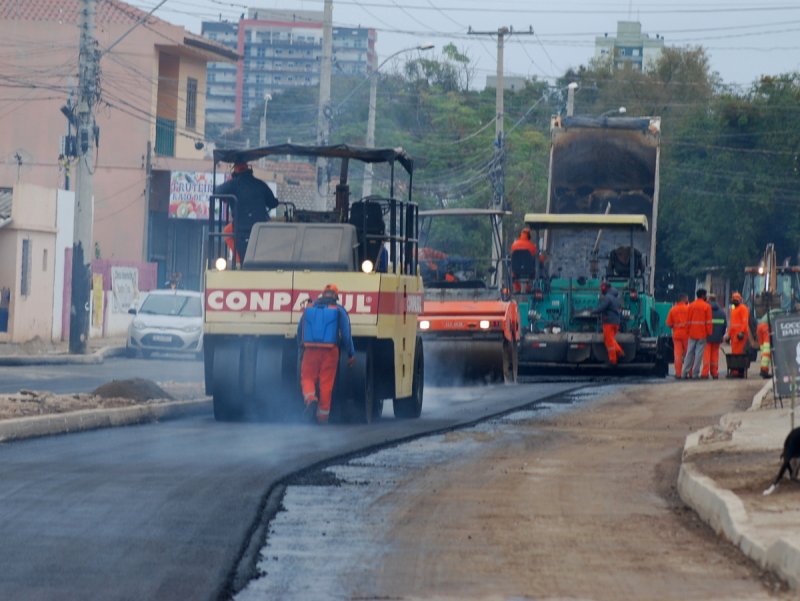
345,378,791,600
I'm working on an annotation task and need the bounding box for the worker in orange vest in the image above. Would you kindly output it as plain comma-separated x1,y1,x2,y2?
756,315,772,378
666,293,689,379
701,293,727,379
297,284,356,424
682,288,712,379
724,291,750,376
510,228,538,293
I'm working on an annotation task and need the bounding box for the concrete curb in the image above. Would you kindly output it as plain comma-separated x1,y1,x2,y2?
678,380,800,588
0,345,128,366
0,399,211,443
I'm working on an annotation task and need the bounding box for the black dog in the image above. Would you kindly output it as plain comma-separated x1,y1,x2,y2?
763,427,800,496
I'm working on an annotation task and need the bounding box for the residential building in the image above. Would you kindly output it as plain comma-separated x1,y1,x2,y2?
595,21,665,72
0,0,237,340
485,75,530,92
202,9,376,136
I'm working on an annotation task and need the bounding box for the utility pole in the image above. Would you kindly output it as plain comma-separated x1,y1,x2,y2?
315,0,333,210
70,0,99,354
468,26,533,268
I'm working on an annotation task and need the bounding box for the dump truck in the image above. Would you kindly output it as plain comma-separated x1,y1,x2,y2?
416,208,520,383
203,144,424,423
515,115,671,374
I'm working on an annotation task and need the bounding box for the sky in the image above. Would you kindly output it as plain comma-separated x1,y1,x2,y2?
130,0,800,89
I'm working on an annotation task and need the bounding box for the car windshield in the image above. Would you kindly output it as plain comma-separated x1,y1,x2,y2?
139,294,202,317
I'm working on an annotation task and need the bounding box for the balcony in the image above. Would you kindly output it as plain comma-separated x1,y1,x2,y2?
155,117,176,157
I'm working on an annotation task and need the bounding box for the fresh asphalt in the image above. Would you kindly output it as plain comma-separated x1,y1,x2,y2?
0,380,586,601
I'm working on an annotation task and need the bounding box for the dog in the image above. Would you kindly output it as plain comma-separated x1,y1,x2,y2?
763,427,800,496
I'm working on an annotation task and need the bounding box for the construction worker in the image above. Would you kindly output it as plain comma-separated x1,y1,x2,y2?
725,291,750,376
666,293,689,379
682,288,712,379
701,293,727,379
214,161,278,263
297,284,356,424
592,282,624,365
756,312,774,378
511,227,537,255
511,228,538,293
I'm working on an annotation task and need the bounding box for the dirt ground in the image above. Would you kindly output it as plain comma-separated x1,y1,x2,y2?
0,379,207,420
362,377,792,601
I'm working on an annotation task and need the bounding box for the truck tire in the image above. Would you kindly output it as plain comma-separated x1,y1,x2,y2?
393,339,424,419
254,339,287,420
212,340,244,421
347,345,379,423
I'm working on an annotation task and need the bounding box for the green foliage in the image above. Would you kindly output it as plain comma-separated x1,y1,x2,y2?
210,47,800,292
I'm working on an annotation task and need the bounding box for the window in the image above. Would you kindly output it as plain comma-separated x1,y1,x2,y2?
185,77,198,130
20,239,31,296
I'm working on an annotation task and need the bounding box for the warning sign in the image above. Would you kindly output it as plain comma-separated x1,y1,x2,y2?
771,314,800,397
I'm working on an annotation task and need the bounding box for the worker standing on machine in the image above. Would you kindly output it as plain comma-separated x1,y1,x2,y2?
510,228,538,293
297,284,356,424
214,161,278,263
592,282,624,366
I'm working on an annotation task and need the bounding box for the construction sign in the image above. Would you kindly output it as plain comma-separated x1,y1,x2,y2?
771,314,800,398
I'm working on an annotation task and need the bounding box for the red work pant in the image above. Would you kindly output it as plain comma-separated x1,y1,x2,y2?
672,335,688,378
730,334,747,355
603,324,623,365
300,346,339,422
702,342,721,378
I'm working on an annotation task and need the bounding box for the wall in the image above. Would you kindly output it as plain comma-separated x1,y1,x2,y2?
175,57,209,159
5,184,57,342
0,15,227,269
52,189,75,340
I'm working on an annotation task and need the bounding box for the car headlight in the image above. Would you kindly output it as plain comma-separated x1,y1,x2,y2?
419,320,430,330
182,325,202,333
133,320,147,330
479,320,490,329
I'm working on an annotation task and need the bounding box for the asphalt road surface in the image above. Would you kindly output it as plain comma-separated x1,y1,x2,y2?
0,380,582,601
0,356,204,394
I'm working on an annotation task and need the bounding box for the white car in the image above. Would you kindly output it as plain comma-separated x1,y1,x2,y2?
126,290,204,359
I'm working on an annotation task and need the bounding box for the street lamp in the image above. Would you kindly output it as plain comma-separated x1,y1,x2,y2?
363,43,434,196
601,106,626,118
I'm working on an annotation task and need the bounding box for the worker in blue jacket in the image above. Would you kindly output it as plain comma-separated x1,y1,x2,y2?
297,284,356,423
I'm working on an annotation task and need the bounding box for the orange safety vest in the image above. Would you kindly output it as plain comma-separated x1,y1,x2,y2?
511,237,537,255
666,302,689,338
686,298,712,340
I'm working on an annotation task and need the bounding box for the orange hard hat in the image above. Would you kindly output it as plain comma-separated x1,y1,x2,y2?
323,284,339,298
520,228,531,239
600,282,610,293
731,292,743,302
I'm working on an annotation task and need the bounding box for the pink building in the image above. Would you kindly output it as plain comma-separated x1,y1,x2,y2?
0,0,237,295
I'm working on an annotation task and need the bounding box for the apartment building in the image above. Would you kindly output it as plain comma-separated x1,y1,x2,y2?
595,21,665,72
202,9,376,136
